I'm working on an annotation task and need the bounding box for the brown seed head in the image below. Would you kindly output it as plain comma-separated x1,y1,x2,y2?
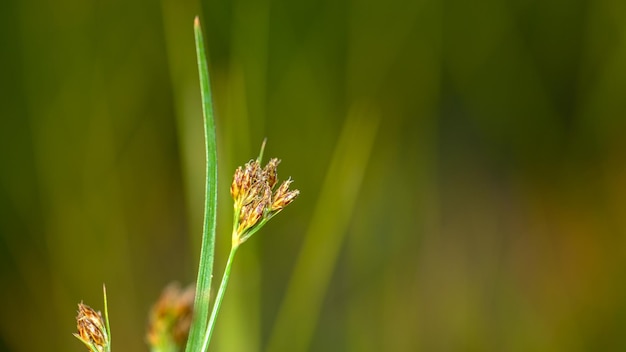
271,179,300,212
75,303,107,351
242,181,263,206
230,166,244,200
242,160,261,189
146,282,195,350
249,198,267,227
232,160,266,208
263,158,280,189
236,185,270,237
237,203,253,234
230,145,299,244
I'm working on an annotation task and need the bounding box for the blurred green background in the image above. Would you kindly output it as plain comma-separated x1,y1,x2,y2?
1,0,626,350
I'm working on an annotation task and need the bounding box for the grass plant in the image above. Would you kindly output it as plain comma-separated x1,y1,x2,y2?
74,16,298,352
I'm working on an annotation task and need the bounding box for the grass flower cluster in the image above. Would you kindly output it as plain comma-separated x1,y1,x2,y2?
73,16,298,352
74,286,110,352
146,283,195,352
231,147,300,246
199,142,299,351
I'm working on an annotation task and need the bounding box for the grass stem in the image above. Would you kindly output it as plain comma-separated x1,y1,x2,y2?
200,243,239,351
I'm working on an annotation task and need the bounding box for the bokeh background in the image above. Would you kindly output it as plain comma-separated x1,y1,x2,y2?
1,0,626,350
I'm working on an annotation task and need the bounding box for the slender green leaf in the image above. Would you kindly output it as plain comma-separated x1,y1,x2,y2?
186,16,218,352
103,284,111,352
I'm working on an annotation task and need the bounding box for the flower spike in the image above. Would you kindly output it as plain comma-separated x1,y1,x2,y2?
230,141,299,246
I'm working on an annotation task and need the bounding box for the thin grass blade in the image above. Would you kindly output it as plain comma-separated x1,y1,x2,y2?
186,16,218,352
103,284,111,351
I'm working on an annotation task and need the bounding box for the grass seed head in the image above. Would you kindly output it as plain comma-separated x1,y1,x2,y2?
230,143,299,245
74,303,108,352
146,282,195,351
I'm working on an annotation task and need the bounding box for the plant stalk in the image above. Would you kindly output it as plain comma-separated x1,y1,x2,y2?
200,243,239,351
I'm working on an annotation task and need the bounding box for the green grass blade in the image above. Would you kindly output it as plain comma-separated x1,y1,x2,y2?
186,16,218,352
103,284,111,352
